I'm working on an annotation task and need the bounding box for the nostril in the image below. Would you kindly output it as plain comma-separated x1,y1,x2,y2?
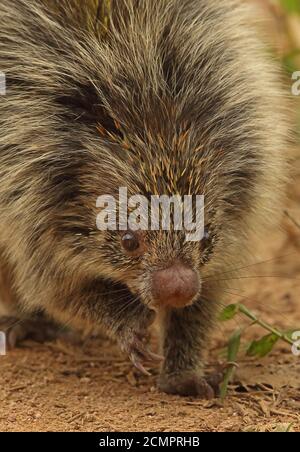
152,263,200,308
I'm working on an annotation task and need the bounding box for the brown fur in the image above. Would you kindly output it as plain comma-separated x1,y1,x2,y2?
0,0,289,396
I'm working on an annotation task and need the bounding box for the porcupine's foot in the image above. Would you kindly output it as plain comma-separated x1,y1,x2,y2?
0,316,79,349
117,308,163,375
158,371,224,399
119,327,163,375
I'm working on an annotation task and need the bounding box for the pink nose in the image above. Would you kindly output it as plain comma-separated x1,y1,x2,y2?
151,263,200,308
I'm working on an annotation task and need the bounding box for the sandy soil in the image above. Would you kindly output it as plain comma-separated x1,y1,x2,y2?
0,160,299,433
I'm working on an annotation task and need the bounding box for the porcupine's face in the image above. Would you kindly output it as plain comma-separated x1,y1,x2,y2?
96,216,211,311
91,127,226,312
115,227,214,311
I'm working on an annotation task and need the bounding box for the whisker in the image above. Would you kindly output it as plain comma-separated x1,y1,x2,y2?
201,252,297,281
203,275,300,284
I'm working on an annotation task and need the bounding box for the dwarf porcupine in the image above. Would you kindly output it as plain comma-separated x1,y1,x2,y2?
0,0,288,397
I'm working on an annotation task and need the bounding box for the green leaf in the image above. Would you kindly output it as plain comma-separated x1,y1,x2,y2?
220,329,241,400
218,304,240,322
247,333,279,358
280,0,300,14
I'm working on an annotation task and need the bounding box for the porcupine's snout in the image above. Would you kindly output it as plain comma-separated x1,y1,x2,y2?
151,262,200,309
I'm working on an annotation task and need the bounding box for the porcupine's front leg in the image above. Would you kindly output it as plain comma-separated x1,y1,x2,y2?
158,296,222,398
70,279,162,375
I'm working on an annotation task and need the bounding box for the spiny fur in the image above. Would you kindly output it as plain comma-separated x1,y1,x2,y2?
0,0,289,393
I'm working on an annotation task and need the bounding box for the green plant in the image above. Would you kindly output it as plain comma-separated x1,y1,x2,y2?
219,303,299,400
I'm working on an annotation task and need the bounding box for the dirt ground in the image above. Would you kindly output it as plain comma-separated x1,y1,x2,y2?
0,157,299,432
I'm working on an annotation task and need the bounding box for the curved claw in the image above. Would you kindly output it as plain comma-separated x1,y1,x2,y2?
138,347,164,363
129,340,163,375
133,338,164,362
130,353,151,376
146,350,164,362
120,329,164,375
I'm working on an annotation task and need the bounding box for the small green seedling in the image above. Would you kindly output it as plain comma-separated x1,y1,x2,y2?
219,303,299,400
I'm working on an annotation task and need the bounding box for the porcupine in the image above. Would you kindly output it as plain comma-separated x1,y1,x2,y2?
0,0,288,397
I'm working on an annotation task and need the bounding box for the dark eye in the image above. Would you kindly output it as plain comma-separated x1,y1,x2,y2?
121,231,140,253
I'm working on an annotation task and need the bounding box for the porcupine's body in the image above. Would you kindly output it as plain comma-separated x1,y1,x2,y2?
0,0,288,396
